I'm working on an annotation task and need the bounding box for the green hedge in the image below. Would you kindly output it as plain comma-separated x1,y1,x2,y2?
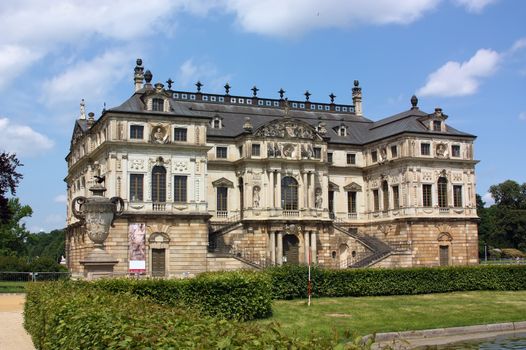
94,270,272,321
267,265,526,299
24,281,338,350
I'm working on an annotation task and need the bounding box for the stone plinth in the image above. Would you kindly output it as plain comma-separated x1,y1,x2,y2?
80,247,118,280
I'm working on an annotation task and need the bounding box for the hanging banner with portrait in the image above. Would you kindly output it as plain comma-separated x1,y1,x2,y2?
128,223,146,273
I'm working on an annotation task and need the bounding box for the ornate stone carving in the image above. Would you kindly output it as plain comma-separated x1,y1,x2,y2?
173,160,188,172
378,224,392,237
315,188,323,209
282,143,295,157
212,177,234,188
253,186,261,208
343,182,362,192
130,159,145,170
422,171,432,181
150,124,169,144
254,120,319,140
436,142,448,158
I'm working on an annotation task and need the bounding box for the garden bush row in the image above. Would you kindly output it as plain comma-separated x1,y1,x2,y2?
267,264,526,299
24,281,342,350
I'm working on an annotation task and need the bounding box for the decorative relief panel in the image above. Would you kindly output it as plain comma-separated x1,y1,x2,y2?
150,124,169,144
173,160,188,173
452,172,463,183
255,120,320,140
129,159,145,171
435,142,449,158
422,171,432,181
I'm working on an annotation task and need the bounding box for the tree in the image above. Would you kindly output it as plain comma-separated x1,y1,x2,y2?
489,180,526,209
0,198,32,256
0,152,23,223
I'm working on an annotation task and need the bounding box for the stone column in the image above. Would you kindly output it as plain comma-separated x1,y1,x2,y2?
303,172,309,208
322,173,329,211
310,231,317,264
270,232,276,265
269,170,274,208
276,171,282,209
277,232,283,265
299,172,305,211
310,172,315,209
303,230,310,264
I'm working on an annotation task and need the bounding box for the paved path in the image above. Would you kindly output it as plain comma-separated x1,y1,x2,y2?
0,294,36,350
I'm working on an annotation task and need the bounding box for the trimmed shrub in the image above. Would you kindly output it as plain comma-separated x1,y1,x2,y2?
24,281,337,350
94,270,272,321
267,265,526,299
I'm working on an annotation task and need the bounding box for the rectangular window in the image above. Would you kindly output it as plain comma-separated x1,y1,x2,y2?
347,191,357,213
313,147,321,159
347,153,356,165
251,144,260,157
423,184,432,207
327,152,333,163
129,174,143,201
130,125,144,140
238,145,244,158
392,185,400,209
173,176,187,203
421,143,430,156
216,146,227,159
391,145,398,158
173,128,187,142
373,189,379,212
371,151,378,163
217,187,228,211
453,185,463,207
451,145,461,157
152,98,164,112
433,120,441,131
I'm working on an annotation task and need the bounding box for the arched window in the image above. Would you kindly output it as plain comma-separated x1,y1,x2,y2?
437,177,448,208
152,166,166,202
382,180,389,211
281,177,298,210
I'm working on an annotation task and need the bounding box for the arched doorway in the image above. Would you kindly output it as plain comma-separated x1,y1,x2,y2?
339,243,349,268
283,234,299,264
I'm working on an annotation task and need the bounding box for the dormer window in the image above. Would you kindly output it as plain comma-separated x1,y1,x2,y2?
336,125,347,136
152,98,164,112
211,116,222,129
433,120,442,131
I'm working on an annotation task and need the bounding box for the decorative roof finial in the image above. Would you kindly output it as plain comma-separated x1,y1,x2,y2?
329,93,336,103
278,88,285,100
283,98,290,118
304,90,311,101
243,117,253,132
354,80,359,87
134,58,144,92
166,78,174,90
196,80,203,92
251,85,259,97
102,102,106,113
144,70,153,84
411,95,418,109
79,99,86,120
224,82,231,95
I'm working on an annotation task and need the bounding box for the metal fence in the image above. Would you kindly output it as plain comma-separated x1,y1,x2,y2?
480,258,526,265
0,271,71,282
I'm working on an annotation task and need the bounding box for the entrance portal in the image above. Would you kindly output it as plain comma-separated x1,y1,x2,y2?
151,248,166,276
283,234,299,264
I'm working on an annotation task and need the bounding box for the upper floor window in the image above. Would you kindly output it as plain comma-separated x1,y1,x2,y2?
130,125,144,140
281,177,299,210
313,147,321,159
392,185,400,210
130,174,144,201
173,176,187,203
217,187,228,212
433,120,442,131
453,185,463,207
421,143,431,156
451,145,461,157
238,145,244,158
391,145,398,158
216,146,227,159
371,150,378,163
152,166,166,202
152,98,164,112
347,153,356,165
252,144,260,157
327,152,333,163
382,181,389,212
347,191,357,213
173,128,187,142
373,189,380,212
422,184,432,207
437,177,448,208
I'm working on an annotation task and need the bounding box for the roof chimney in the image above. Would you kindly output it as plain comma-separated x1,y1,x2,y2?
134,58,144,92
352,80,363,116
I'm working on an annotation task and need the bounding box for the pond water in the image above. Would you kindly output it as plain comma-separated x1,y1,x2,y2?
433,333,526,349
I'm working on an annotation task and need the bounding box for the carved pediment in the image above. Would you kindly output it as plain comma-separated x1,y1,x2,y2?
344,182,362,192
329,181,340,191
212,177,234,188
254,119,322,140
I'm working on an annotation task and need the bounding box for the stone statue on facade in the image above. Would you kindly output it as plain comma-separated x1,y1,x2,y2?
253,186,260,208
315,188,323,209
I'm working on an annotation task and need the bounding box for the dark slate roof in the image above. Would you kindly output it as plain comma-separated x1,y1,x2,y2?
103,90,476,145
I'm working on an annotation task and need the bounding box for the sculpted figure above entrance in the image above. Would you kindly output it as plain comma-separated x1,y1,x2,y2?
254,119,322,140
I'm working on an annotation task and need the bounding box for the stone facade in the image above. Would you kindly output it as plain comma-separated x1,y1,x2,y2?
65,60,479,277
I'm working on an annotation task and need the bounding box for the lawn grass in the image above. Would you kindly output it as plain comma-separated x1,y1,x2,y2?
0,281,27,293
257,291,526,339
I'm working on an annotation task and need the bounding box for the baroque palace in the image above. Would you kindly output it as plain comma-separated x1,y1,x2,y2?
65,59,479,277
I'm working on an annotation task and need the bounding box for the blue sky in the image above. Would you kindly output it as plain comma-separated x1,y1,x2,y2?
0,0,524,232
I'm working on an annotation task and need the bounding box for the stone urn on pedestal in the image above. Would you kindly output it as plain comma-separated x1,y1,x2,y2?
72,179,124,280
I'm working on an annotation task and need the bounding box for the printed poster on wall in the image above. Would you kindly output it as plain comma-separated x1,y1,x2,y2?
128,223,146,273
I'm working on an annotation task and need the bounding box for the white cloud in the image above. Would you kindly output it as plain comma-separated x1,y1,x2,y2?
510,37,526,53
0,45,43,89
177,59,232,92
453,0,497,13
0,117,54,156
222,0,440,37
54,194,68,204
519,112,526,121
417,49,501,97
482,192,495,207
41,49,132,106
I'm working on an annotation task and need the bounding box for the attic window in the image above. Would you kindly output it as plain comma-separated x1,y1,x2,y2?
152,98,164,112
211,117,222,129
338,125,347,136
433,120,442,131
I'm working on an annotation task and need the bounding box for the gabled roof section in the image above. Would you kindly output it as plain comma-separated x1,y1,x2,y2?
70,119,89,150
